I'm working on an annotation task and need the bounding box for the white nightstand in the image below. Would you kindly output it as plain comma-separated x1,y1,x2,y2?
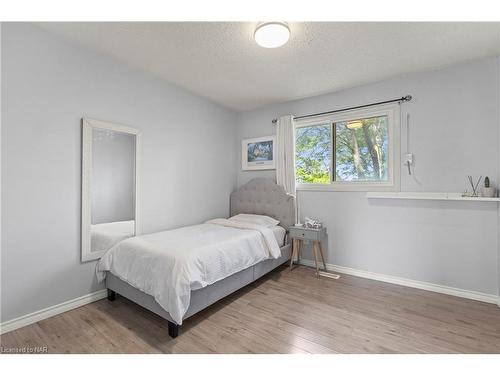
288,226,339,279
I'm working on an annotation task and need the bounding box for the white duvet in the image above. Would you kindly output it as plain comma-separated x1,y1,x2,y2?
91,220,135,253
96,218,281,324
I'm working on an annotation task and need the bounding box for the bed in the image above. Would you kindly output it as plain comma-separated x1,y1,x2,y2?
99,178,295,338
91,220,135,253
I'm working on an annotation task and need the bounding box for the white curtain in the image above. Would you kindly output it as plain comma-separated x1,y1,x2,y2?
276,115,296,196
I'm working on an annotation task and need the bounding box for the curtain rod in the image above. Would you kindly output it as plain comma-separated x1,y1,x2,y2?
271,95,412,124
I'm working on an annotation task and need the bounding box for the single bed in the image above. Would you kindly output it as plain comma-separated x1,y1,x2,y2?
91,220,135,253
100,178,295,338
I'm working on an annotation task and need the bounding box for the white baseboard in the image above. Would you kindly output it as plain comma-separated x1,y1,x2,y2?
299,260,500,306
0,289,107,335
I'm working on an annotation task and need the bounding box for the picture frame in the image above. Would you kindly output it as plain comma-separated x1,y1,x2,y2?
241,136,276,170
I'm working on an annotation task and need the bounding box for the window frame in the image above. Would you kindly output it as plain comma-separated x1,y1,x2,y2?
295,103,400,192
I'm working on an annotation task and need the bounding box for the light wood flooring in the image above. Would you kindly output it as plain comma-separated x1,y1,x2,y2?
1,265,500,353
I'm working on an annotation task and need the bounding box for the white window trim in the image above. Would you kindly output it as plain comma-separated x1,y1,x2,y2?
295,103,400,192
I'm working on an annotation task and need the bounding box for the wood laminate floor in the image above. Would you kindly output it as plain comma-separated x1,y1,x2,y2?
1,265,500,353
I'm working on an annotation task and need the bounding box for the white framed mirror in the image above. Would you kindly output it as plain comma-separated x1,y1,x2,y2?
81,118,141,262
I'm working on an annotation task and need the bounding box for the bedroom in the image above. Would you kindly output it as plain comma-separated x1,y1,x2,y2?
1,0,500,372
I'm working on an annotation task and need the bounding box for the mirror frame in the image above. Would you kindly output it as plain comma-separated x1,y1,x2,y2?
81,118,142,262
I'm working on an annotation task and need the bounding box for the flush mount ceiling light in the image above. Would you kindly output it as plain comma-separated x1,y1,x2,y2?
346,120,364,130
254,22,290,48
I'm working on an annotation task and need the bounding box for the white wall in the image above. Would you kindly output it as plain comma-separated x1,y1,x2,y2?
237,57,500,297
0,23,3,322
498,56,500,305
91,130,135,224
1,23,237,323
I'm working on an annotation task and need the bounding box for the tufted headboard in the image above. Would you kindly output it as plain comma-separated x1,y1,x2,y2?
230,178,295,230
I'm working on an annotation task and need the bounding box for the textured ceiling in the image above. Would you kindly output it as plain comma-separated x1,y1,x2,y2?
37,22,500,112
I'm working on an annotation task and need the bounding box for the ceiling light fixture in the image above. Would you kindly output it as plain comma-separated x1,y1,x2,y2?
346,120,364,130
254,22,290,48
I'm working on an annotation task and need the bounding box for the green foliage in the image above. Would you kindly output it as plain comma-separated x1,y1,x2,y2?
335,116,388,181
295,116,389,184
295,124,331,184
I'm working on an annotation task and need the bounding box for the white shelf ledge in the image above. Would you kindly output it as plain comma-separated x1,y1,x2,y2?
366,192,500,202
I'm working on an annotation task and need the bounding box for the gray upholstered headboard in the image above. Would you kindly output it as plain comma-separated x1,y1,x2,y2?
230,178,295,230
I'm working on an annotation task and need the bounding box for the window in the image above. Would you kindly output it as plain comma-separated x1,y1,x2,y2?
295,104,400,191
295,123,331,184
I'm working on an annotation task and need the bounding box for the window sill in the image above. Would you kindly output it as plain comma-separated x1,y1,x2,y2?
296,183,398,192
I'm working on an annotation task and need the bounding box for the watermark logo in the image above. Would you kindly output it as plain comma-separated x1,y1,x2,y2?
0,346,48,354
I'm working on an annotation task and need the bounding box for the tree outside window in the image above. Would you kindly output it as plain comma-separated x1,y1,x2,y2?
295,115,389,184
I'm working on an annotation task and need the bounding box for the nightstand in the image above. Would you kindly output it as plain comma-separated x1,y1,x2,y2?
288,226,339,279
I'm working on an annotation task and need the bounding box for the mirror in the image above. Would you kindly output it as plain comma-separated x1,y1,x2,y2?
81,118,141,262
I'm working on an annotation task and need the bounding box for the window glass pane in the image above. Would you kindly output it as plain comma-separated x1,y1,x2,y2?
335,115,389,182
295,123,331,184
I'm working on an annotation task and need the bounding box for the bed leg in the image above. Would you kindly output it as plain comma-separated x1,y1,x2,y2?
107,289,116,301
168,321,179,338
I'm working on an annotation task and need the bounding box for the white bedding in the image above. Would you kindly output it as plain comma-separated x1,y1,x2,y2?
96,218,281,324
272,226,286,246
91,220,135,253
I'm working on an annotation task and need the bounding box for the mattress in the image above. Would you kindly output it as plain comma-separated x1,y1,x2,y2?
272,225,286,246
91,220,135,253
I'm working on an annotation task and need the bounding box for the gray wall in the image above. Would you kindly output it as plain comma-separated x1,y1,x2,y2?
237,57,500,296
1,23,237,323
91,129,135,224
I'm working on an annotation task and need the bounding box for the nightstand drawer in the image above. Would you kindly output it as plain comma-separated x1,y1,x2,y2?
289,227,325,242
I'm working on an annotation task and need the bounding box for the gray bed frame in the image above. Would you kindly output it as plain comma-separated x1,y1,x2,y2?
105,178,295,338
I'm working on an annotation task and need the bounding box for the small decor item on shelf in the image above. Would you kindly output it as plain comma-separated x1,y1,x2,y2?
465,175,482,198
481,176,497,198
302,217,322,229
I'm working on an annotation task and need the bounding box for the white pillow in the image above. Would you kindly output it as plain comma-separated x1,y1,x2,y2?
229,214,280,228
